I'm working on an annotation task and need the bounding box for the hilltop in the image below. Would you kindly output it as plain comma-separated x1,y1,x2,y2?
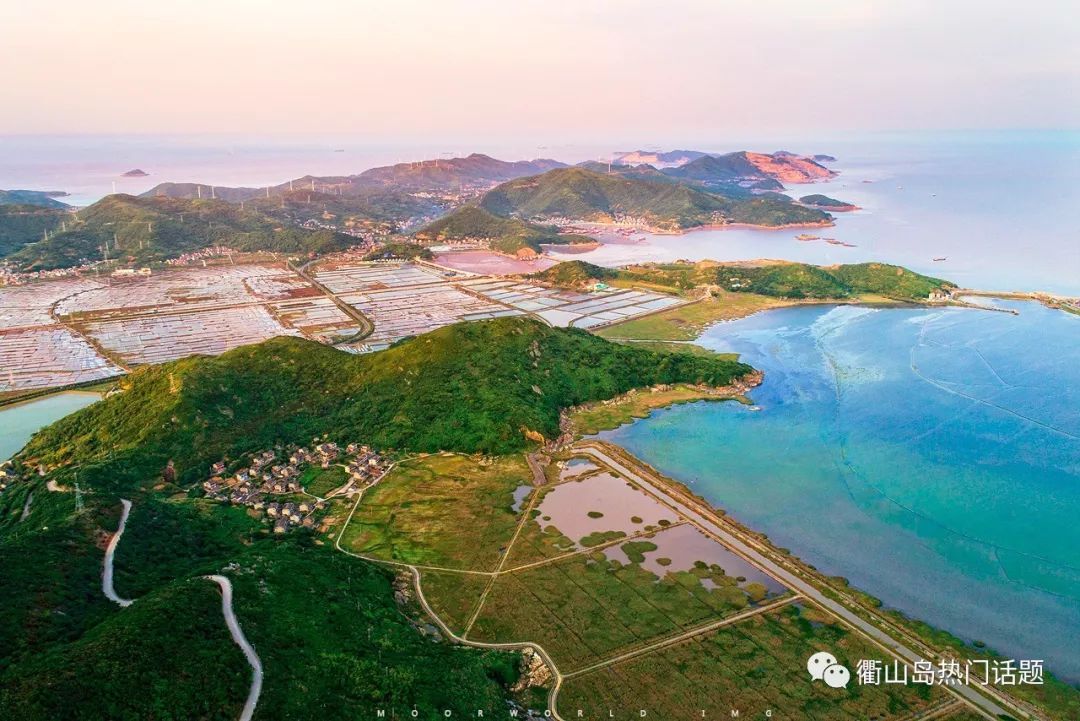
479,167,830,231
17,316,751,491
0,189,69,209
352,153,565,191
415,205,593,254
143,154,566,201
611,150,835,186
664,151,834,188
799,193,859,211
611,149,709,167
9,194,355,270
530,260,618,287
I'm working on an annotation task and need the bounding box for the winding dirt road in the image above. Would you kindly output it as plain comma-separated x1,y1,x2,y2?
102,498,134,607
205,575,264,721
99,499,263,721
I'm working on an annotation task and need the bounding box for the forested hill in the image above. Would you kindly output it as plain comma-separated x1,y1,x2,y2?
602,260,955,300
0,205,70,258
142,154,566,201
17,316,752,492
9,194,354,270
414,205,593,254
0,189,70,209
478,167,830,230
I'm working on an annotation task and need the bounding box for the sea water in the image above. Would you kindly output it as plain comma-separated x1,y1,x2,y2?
601,300,1080,680
550,130,1080,295
0,391,101,462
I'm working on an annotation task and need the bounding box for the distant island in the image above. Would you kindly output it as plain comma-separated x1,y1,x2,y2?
533,259,955,302
121,168,149,177
0,189,70,209
799,193,859,211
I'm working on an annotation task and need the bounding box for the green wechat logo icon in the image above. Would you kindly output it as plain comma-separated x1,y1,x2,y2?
808,651,851,689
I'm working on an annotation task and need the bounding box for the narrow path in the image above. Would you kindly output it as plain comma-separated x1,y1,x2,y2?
205,575,263,721
102,498,134,607
100,499,261,721
291,258,373,341
462,477,543,636
563,594,801,679
335,473,568,721
19,491,33,522
406,563,567,721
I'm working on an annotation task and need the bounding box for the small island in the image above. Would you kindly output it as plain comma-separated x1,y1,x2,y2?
799,193,859,211
121,168,149,177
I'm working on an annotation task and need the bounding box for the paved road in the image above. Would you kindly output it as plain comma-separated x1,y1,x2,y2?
576,446,1010,721
206,575,263,721
102,499,134,608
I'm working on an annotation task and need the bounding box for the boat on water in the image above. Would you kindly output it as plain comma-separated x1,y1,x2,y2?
933,257,947,262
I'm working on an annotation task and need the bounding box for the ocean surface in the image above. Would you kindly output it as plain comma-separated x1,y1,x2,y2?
1,392,101,462
550,131,1080,295
600,300,1080,680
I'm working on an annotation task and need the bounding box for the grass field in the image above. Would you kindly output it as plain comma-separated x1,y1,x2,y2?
596,292,789,341
556,602,947,720
610,339,740,360
340,453,532,571
568,384,747,436
467,549,778,671
418,570,492,636
300,464,348,497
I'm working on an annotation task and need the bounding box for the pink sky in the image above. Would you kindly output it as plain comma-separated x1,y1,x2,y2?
2,0,1077,137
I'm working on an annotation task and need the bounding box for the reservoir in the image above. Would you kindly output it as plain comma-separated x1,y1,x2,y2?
0,391,102,462
601,300,1080,680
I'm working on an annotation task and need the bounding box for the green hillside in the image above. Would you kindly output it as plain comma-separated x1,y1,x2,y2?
352,153,565,191
479,168,829,230
0,319,752,718
617,261,954,300
799,193,857,209
0,477,517,719
415,205,592,253
10,195,356,270
0,190,70,209
662,153,763,183
530,260,618,287
0,205,70,258
16,317,751,492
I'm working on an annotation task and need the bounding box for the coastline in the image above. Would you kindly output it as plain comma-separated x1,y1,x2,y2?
564,219,835,238
579,296,1080,717
573,440,1061,721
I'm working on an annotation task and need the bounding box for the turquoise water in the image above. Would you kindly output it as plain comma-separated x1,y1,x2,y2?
0,392,101,462
600,300,1080,679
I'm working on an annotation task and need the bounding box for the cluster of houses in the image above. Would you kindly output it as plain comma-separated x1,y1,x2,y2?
200,441,388,534
0,260,99,286
928,287,955,302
